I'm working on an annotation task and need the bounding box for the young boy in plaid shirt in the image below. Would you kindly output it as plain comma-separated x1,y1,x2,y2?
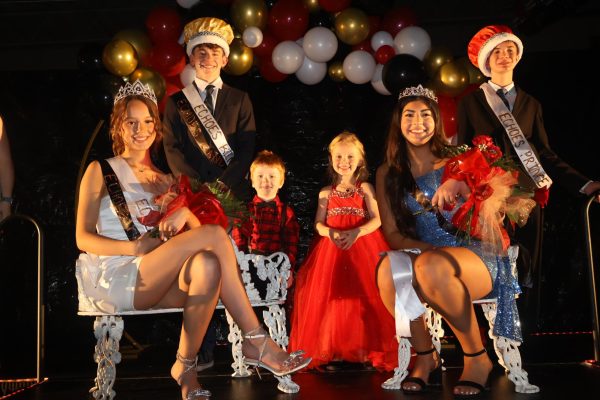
232,150,299,289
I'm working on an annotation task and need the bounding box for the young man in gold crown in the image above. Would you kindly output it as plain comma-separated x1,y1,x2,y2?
456,25,599,321
162,16,257,372
162,17,256,202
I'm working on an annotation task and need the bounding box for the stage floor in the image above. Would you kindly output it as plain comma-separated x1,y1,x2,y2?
5,332,600,399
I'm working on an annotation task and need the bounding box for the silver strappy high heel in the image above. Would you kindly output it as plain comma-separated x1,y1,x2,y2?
242,325,311,378
175,352,212,399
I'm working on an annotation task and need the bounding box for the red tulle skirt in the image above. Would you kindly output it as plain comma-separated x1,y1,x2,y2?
289,229,398,371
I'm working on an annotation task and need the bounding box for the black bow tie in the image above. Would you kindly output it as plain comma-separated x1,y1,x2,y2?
256,201,277,210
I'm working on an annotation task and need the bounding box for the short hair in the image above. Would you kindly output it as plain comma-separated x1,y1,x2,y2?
250,150,286,179
191,43,226,57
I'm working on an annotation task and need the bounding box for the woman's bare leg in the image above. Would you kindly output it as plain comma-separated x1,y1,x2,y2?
414,248,494,395
136,224,295,371
154,250,222,400
376,255,439,391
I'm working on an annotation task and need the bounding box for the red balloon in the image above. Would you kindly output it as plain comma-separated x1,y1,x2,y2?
165,73,184,89
259,57,288,83
146,41,186,77
145,7,182,44
159,82,182,113
253,32,278,58
352,39,372,53
318,0,350,13
380,6,417,36
268,0,309,41
438,94,457,138
368,15,381,37
455,83,480,103
375,45,396,64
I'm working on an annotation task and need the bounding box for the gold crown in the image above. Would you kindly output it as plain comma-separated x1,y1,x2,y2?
397,85,438,103
114,80,157,105
183,17,234,47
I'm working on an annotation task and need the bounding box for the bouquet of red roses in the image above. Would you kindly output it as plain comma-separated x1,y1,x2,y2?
442,135,549,253
138,175,250,237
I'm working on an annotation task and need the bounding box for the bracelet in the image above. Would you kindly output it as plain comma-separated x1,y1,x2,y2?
0,195,13,205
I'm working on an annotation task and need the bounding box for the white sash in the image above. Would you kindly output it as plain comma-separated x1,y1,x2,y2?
182,84,234,165
387,249,426,338
480,82,552,189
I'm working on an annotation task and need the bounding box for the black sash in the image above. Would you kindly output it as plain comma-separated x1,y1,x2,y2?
172,91,227,168
99,159,141,241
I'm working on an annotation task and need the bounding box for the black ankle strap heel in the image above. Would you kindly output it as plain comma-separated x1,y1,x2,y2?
463,348,486,357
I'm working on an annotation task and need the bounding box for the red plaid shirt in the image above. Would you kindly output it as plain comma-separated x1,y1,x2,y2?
232,195,299,269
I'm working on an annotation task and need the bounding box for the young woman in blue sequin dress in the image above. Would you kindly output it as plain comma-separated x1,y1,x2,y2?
375,86,522,397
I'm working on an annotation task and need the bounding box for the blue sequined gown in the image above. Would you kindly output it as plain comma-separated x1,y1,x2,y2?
402,167,522,342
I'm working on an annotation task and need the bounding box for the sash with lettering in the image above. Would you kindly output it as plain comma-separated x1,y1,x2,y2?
99,159,141,241
480,82,552,189
174,83,234,168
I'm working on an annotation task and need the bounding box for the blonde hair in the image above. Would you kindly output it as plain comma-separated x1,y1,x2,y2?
109,95,162,156
250,150,286,184
327,131,369,184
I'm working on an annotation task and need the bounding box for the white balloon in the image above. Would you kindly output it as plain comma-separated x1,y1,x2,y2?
295,56,327,85
242,27,263,48
370,31,394,52
303,26,338,63
180,64,196,87
343,50,376,84
272,41,304,74
176,0,201,9
370,63,391,95
394,26,431,61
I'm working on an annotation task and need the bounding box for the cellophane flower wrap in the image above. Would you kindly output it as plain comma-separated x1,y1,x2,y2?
442,135,544,254
139,175,250,236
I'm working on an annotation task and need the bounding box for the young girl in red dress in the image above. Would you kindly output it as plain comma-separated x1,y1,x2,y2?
289,132,397,370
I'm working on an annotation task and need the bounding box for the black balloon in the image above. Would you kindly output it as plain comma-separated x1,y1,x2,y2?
77,44,105,72
80,73,124,119
382,54,427,95
265,0,278,9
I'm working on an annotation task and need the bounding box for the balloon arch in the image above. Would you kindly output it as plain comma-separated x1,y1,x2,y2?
78,0,487,138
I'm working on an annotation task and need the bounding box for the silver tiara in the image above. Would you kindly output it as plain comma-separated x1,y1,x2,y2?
114,80,157,105
397,85,438,103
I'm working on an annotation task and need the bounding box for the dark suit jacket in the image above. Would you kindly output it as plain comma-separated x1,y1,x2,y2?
162,83,256,200
457,86,589,193
457,86,590,286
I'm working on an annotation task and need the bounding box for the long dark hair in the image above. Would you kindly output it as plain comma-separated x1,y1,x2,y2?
383,95,448,239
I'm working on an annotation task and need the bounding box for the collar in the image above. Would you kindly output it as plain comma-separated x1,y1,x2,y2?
487,80,515,94
252,195,281,206
194,76,223,92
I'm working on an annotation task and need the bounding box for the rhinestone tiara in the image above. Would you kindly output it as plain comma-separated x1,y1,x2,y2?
397,85,438,103
114,80,157,105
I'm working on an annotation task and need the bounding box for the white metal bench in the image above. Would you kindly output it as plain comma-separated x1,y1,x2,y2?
381,245,540,394
75,244,298,399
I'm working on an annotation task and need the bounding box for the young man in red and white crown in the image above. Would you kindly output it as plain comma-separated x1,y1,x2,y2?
456,25,600,316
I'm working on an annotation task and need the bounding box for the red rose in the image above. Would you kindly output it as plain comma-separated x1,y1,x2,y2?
472,135,494,149
533,187,550,208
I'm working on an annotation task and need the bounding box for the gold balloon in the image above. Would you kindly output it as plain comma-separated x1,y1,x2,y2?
334,8,370,45
456,56,486,84
328,61,345,82
103,39,138,77
129,67,166,101
230,0,268,31
113,29,152,63
423,46,454,79
432,60,469,97
304,0,320,13
224,38,254,76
